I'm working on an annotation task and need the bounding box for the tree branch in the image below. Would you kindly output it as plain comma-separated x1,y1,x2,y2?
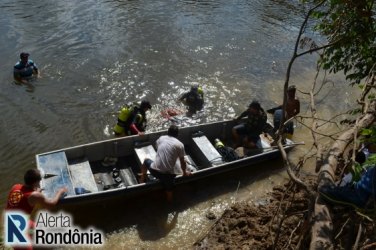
310,100,376,249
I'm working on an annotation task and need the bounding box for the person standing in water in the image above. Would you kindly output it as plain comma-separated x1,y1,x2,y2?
179,85,204,116
13,52,39,84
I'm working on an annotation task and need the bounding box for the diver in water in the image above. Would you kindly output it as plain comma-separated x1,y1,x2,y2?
179,85,204,116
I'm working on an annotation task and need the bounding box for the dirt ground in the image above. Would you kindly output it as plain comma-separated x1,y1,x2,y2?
194,176,376,250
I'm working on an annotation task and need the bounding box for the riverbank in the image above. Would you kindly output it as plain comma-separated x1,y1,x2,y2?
194,175,376,249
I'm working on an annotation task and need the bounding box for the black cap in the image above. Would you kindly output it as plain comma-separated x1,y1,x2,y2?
248,100,261,111
140,100,152,110
20,52,30,59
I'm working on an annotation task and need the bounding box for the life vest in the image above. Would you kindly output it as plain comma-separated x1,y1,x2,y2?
135,112,144,125
113,105,134,135
197,86,204,96
133,108,147,132
6,184,34,214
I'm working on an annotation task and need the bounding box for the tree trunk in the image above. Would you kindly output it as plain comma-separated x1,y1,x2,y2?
310,100,376,249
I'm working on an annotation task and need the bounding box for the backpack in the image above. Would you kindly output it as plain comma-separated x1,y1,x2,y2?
216,146,240,162
113,105,134,135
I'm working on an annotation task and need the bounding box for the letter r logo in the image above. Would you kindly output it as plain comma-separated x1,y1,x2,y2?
4,211,30,246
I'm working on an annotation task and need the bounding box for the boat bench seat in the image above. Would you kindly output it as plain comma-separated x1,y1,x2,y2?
68,160,99,194
134,144,158,181
191,134,224,168
134,144,197,174
37,151,75,199
134,144,157,166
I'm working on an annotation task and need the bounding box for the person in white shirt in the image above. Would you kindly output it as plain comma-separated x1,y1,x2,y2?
140,125,191,202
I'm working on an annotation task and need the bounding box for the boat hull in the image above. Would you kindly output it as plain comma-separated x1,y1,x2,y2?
36,119,294,205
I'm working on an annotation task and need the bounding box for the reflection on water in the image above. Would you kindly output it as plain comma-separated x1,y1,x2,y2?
0,0,356,248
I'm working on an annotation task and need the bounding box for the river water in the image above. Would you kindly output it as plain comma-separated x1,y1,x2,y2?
0,0,355,249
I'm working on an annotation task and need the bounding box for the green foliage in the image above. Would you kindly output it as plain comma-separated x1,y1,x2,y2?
364,153,376,165
351,127,376,182
360,128,375,137
350,162,364,182
360,126,376,147
351,159,375,182
306,0,376,85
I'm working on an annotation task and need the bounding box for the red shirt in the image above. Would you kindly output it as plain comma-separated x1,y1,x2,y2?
6,184,35,214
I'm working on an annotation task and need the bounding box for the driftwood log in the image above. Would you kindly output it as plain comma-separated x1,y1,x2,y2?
310,100,376,249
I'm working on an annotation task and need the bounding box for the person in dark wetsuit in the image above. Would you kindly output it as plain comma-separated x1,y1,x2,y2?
179,85,204,116
113,100,152,136
126,100,152,136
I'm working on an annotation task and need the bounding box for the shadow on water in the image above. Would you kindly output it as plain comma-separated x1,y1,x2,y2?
57,157,286,242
